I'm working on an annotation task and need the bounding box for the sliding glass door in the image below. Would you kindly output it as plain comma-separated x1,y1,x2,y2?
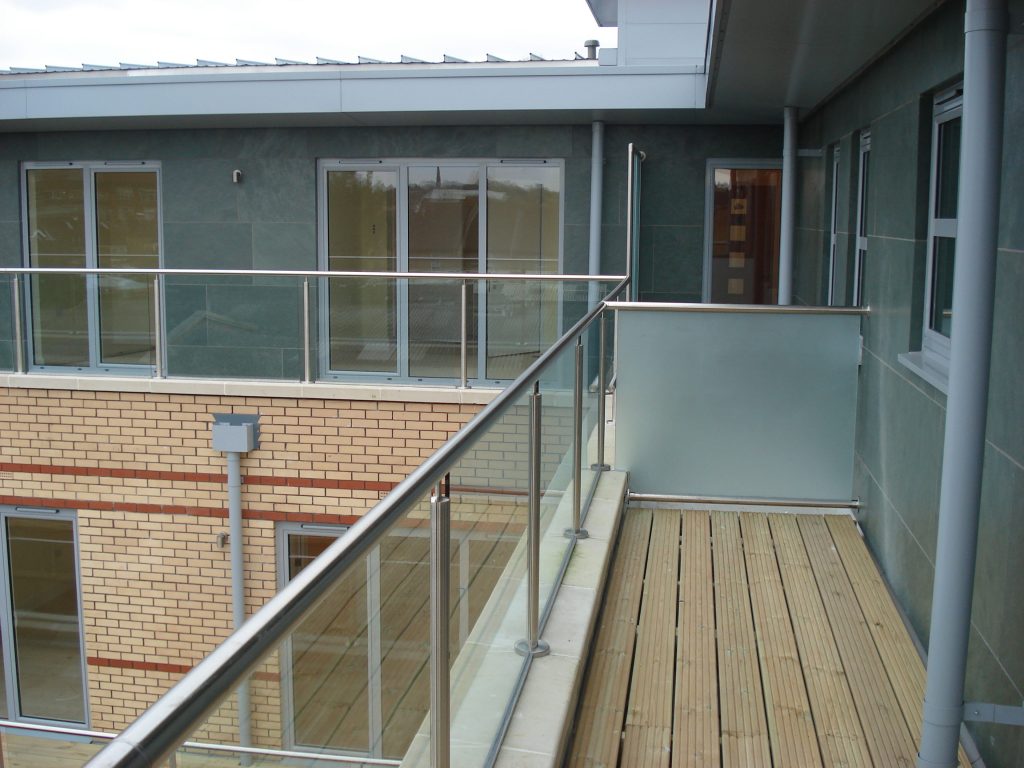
23,162,162,371
407,165,480,379
319,159,562,383
0,508,87,724
324,168,399,373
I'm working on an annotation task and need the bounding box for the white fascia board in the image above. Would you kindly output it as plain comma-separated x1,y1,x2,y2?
340,70,702,113
20,77,344,119
0,63,704,124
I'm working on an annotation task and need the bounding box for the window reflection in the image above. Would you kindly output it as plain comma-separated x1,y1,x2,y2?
327,170,399,373
408,166,480,379
26,169,89,366
486,166,560,379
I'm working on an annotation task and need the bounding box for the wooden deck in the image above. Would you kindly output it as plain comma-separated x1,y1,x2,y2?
567,508,969,768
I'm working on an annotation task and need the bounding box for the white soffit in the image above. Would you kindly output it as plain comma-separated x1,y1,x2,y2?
708,0,949,120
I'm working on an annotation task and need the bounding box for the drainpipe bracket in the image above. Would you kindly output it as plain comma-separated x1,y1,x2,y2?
963,702,1024,726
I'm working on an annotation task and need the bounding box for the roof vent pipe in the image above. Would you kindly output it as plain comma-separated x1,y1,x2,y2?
585,40,600,60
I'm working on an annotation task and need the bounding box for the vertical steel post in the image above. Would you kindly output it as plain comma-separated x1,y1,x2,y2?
917,1,1007,765
516,382,550,658
11,275,24,373
302,277,312,384
778,106,798,306
227,451,252,765
588,122,605,311
625,143,635,290
459,280,469,388
565,336,588,539
430,476,451,768
592,311,610,471
152,275,164,378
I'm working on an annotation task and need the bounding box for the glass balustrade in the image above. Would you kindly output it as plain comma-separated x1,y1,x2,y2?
0,269,618,385
79,278,627,768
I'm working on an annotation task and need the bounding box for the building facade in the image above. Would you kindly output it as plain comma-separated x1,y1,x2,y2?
0,0,1020,764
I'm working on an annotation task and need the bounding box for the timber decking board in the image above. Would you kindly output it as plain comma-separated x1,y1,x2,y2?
768,514,873,768
673,510,719,768
824,518,971,768
568,509,948,768
568,508,653,767
712,511,771,767
798,516,918,767
740,513,822,767
622,508,680,768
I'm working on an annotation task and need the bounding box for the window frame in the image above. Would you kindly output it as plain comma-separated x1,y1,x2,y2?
316,158,565,385
826,145,841,306
275,523,372,755
0,505,88,727
853,131,871,307
922,88,963,375
20,160,164,374
701,157,783,304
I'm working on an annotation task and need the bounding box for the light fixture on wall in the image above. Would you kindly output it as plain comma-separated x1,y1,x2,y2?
232,169,243,184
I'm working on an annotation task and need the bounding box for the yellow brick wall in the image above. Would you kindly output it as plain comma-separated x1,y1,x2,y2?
0,386,482,743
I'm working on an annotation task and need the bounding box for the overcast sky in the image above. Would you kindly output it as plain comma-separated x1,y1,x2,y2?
0,0,615,70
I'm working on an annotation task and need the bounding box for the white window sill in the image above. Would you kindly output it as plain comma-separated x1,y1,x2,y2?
897,351,949,395
0,372,501,405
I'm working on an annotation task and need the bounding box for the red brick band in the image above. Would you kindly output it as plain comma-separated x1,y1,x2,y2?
0,494,360,525
87,656,191,675
0,461,394,493
87,656,280,682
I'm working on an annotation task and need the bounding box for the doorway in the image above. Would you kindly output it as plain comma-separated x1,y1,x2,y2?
702,160,783,304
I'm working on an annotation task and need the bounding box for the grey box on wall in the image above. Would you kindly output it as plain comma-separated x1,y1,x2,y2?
211,413,260,452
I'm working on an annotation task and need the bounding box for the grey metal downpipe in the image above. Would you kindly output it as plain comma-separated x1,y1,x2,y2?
588,121,605,309
917,1,1007,766
226,451,252,766
778,106,798,305
212,415,260,766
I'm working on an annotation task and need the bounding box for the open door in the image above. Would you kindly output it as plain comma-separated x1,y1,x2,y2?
626,144,645,301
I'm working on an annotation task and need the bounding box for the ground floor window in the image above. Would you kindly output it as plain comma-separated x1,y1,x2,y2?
22,162,162,372
319,159,563,383
703,160,782,304
0,507,87,724
277,519,519,759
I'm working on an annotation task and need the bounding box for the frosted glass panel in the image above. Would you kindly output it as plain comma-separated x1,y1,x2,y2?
616,309,860,500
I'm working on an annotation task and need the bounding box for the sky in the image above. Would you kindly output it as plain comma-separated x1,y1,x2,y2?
0,0,615,70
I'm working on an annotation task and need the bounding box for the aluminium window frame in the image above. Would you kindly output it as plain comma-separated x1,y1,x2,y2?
19,160,165,375
853,131,871,307
0,505,89,727
274,522,380,757
275,519,516,758
701,158,783,303
921,87,963,377
827,145,841,306
316,157,565,386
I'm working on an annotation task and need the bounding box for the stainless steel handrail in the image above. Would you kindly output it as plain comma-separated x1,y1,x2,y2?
1,267,625,282
84,275,630,768
0,719,400,765
605,300,870,315
628,493,862,509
